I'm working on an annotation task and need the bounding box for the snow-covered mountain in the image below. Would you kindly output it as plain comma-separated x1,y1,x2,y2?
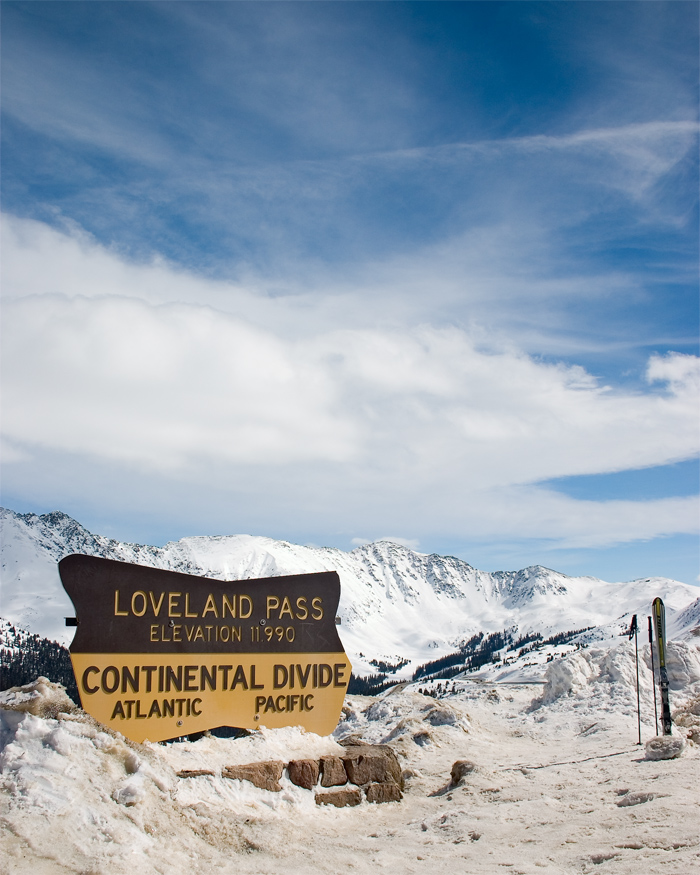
1,507,698,677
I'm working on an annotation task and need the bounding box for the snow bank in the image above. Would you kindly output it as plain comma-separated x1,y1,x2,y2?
163,724,343,774
646,640,700,688
0,678,354,873
0,676,76,717
536,640,700,707
537,651,597,704
334,690,471,751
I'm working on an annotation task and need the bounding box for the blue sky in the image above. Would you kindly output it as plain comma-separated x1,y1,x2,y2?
1,1,698,584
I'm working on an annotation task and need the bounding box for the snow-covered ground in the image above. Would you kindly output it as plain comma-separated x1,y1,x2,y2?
2,637,699,875
2,506,699,872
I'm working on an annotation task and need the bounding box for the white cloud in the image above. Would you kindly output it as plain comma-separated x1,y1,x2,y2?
647,352,700,392
448,489,697,550
1,214,698,550
1,294,358,469
0,205,679,372
3,290,697,481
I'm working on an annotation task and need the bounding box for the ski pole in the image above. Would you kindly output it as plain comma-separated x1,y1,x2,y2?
634,619,641,744
629,615,641,745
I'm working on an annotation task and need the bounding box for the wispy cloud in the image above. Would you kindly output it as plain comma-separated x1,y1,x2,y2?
3,0,697,282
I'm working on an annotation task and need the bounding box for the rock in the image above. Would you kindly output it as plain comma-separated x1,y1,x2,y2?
287,758,320,790
616,791,656,807
426,705,460,726
315,787,362,807
644,736,685,760
341,744,404,789
320,755,348,787
451,760,477,784
177,769,215,778
366,782,403,803
338,734,366,746
222,761,284,791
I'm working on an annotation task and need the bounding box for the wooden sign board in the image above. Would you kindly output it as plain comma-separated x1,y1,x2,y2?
59,554,351,743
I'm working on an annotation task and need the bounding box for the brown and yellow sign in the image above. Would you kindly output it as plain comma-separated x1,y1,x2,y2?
59,554,350,743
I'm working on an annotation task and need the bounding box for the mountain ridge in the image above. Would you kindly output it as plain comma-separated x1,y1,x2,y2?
1,507,697,678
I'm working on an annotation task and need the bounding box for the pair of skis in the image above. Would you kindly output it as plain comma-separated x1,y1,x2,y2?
629,597,672,741
647,598,672,736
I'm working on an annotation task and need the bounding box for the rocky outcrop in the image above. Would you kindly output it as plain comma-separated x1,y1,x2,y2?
450,760,477,784
320,755,348,787
315,787,362,808
193,743,403,806
340,743,404,790
222,761,284,791
366,782,403,803
288,758,320,789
